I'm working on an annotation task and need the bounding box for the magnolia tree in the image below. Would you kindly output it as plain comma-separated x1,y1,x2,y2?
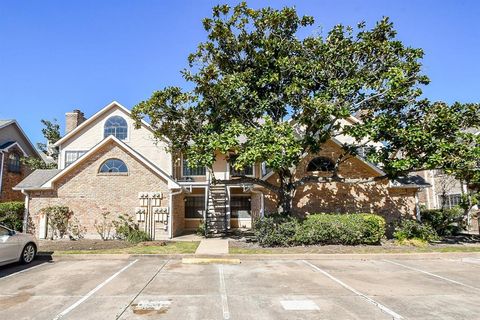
132,3,480,214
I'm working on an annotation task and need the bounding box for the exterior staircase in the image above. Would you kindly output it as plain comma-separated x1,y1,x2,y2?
205,183,228,237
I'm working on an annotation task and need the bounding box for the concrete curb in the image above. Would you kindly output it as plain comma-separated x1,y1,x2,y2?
40,251,480,262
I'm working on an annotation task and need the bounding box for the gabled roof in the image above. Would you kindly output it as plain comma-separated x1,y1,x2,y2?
390,174,431,189
0,141,28,156
0,120,13,128
43,135,181,190
0,120,41,158
261,137,386,181
13,169,62,190
53,101,154,147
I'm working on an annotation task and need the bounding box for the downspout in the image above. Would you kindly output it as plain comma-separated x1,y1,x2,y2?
0,151,4,198
168,188,183,239
21,189,29,232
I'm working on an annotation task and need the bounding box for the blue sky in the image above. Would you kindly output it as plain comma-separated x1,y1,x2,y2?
1,0,479,145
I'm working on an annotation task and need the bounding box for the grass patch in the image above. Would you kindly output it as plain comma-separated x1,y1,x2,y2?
54,241,199,254
394,238,429,247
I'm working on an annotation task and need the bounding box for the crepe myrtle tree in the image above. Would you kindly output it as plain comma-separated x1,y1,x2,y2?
132,2,480,214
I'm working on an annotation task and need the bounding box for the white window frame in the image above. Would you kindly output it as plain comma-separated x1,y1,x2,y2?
181,156,206,177
227,162,255,178
64,150,87,167
103,115,130,142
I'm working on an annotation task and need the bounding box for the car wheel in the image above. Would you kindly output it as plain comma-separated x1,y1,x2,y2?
20,243,36,264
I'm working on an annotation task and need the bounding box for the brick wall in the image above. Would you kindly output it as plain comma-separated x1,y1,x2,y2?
260,140,417,222
27,141,171,238
1,147,31,202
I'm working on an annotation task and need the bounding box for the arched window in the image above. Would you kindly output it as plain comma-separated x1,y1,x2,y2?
99,159,128,173
104,116,128,140
307,157,335,172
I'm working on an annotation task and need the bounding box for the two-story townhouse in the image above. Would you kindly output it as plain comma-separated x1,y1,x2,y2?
0,119,41,202
15,101,428,239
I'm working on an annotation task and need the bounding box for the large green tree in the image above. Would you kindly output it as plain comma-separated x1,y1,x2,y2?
132,2,479,213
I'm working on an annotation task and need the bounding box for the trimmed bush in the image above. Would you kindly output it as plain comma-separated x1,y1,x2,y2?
296,214,385,246
253,214,301,247
254,213,385,247
421,208,464,236
393,219,438,242
0,201,24,230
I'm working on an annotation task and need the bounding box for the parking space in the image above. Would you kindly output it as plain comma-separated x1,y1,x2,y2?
1,254,480,319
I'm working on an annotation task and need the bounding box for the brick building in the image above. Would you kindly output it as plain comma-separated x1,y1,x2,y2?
0,120,41,202
15,101,428,239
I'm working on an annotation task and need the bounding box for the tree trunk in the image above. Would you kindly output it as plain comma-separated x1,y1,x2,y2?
277,172,295,215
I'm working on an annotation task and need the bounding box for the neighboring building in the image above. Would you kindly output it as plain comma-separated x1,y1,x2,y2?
0,120,41,202
15,101,428,239
416,170,465,211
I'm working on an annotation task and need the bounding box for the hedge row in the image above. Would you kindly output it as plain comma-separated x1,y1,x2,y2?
254,213,386,247
0,201,24,230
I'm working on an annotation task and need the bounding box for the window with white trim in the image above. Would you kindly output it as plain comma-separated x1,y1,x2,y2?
65,151,87,167
99,158,128,173
104,116,128,140
182,159,206,176
438,194,462,209
7,153,20,173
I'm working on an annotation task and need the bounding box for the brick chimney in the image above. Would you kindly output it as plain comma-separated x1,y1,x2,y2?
65,109,86,134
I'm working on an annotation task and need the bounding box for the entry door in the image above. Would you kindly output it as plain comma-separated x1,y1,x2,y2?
136,192,169,240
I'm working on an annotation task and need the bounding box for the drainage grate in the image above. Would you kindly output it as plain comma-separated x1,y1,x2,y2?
280,300,320,311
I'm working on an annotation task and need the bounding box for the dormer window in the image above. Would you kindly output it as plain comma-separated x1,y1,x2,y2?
104,116,128,140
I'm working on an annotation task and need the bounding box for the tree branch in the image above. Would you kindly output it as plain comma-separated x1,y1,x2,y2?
213,176,281,193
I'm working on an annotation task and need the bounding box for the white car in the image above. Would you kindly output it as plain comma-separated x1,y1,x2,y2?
0,224,38,266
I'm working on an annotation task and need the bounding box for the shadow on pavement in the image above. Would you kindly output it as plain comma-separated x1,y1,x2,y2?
0,252,53,279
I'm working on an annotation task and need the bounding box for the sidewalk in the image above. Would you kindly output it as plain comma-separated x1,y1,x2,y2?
195,238,229,255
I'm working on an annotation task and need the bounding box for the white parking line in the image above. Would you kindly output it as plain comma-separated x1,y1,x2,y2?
303,260,403,320
53,259,138,320
383,259,480,292
218,265,230,320
0,262,50,280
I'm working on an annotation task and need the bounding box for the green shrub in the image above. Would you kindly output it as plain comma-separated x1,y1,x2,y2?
254,213,385,247
112,214,137,240
393,219,438,242
253,214,301,247
112,214,151,243
421,208,464,236
197,220,205,236
0,201,24,230
126,229,151,244
296,213,385,245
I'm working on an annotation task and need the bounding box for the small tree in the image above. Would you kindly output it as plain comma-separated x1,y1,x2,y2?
21,119,61,170
132,2,479,214
42,205,72,239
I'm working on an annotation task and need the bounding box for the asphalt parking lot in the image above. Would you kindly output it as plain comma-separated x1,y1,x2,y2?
1,254,480,320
